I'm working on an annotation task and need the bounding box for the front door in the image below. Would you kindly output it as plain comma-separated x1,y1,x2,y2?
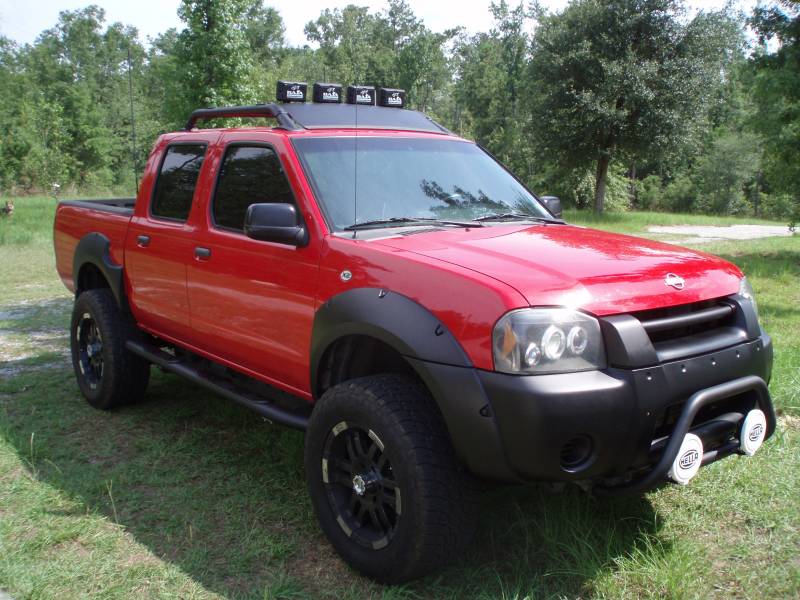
186,138,321,396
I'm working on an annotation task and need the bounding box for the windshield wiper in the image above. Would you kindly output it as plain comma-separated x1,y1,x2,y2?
344,217,483,231
472,212,558,223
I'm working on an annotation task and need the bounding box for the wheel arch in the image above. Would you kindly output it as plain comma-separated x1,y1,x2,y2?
73,232,128,310
310,288,472,399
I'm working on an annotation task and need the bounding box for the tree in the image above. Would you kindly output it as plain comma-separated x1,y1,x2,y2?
304,1,455,111
454,3,535,177
527,0,741,213
749,1,800,225
171,0,257,122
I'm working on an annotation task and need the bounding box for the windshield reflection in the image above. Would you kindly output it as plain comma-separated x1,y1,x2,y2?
293,137,551,230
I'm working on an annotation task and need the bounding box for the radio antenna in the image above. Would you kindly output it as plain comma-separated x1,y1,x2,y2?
353,95,358,239
127,45,139,195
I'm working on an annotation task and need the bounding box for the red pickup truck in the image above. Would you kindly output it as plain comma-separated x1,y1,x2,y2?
53,83,775,583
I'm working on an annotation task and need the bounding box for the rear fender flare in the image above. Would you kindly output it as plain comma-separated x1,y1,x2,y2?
73,232,127,310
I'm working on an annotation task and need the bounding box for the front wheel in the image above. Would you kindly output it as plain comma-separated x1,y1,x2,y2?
70,289,150,410
304,374,476,583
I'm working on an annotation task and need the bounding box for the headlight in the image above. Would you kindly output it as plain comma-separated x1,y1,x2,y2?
739,277,759,321
493,308,606,374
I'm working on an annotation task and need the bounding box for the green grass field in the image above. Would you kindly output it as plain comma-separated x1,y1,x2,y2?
1,197,798,599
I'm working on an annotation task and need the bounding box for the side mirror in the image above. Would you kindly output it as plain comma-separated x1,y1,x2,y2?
540,196,562,219
244,203,308,247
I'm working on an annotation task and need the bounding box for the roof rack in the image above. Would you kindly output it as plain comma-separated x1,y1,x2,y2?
183,102,453,135
184,104,302,131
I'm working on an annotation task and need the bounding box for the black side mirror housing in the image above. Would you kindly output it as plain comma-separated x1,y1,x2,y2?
244,203,308,247
540,196,562,219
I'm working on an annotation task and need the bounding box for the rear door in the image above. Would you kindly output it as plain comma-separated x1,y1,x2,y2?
186,133,323,396
125,140,212,342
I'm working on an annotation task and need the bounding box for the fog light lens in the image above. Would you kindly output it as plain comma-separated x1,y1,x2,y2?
567,326,588,355
542,325,566,360
524,342,542,367
560,435,593,470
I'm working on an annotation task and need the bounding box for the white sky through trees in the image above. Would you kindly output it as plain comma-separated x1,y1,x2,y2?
0,0,758,47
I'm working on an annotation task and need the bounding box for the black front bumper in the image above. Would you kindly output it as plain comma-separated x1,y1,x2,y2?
413,332,775,491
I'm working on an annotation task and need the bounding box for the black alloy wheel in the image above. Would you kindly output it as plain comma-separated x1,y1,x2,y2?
322,421,401,550
305,374,477,583
70,288,150,409
75,312,104,389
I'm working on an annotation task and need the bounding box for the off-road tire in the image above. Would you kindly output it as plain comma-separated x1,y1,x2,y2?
70,289,150,410
305,374,477,583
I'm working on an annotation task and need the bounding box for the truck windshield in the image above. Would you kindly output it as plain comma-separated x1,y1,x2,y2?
292,137,552,231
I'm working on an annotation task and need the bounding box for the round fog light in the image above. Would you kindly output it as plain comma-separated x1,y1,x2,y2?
668,433,703,485
740,409,767,456
560,435,593,470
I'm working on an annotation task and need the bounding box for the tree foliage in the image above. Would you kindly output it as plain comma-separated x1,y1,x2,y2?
526,0,742,213
749,0,800,225
0,0,795,224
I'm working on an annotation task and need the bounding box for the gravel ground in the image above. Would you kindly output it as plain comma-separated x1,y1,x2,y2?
648,224,795,245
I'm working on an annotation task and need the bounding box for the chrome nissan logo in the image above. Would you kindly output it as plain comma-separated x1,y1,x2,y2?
664,273,685,290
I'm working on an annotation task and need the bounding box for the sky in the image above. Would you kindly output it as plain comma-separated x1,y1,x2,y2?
0,0,759,47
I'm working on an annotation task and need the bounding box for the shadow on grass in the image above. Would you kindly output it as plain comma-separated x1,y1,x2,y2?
0,359,667,599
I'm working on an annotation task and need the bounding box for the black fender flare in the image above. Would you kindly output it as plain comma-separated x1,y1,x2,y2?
310,288,517,481
72,232,127,310
310,288,472,395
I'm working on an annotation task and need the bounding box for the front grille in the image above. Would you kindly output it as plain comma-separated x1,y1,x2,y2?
631,298,746,362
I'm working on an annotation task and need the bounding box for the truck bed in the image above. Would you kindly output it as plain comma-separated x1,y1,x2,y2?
54,198,136,294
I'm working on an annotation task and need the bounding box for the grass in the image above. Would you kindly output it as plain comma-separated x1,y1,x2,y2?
1,197,798,599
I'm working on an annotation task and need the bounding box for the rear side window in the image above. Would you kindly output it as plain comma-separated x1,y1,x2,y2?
213,145,296,231
151,144,207,221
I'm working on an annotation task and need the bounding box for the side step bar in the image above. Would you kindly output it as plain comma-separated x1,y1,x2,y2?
126,340,309,431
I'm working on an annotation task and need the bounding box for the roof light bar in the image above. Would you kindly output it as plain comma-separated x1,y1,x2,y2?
378,88,406,108
313,82,343,104
276,80,307,103
346,85,376,106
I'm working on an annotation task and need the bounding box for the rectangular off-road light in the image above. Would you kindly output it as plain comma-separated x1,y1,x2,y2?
378,88,406,108
346,85,376,106
313,83,343,103
276,81,307,103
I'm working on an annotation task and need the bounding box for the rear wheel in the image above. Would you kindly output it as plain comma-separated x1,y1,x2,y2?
70,289,150,410
305,374,476,583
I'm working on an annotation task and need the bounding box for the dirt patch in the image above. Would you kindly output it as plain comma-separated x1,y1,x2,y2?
0,296,72,372
648,224,794,245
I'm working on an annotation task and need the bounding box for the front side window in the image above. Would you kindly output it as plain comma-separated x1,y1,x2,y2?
151,144,207,221
292,137,551,230
212,145,296,231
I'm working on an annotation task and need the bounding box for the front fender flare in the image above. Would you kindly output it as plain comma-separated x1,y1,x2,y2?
311,288,471,395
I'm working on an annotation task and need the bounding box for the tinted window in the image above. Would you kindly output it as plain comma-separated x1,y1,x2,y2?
213,145,296,231
151,144,207,221
293,137,551,230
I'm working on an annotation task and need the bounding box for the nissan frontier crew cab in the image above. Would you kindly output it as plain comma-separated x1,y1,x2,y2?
53,81,776,583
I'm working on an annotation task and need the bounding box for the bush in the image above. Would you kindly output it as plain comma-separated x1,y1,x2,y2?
635,174,663,210
661,174,697,212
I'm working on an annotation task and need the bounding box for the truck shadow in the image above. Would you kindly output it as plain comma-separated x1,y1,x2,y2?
0,360,667,599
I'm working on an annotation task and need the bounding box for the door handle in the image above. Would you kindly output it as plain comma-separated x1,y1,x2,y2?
137,235,150,248
194,247,211,260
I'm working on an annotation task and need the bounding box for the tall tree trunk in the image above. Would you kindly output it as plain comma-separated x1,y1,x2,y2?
594,155,611,214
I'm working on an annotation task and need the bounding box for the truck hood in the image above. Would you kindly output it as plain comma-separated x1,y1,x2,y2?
374,224,742,315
